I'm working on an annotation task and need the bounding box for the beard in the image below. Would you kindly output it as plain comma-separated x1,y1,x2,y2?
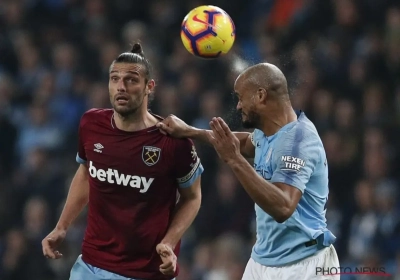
242,109,260,129
113,104,139,117
111,93,146,117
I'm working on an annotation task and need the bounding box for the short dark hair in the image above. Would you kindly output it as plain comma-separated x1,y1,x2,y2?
110,43,153,83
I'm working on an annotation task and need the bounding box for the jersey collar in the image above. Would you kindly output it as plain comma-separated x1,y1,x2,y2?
265,110,304,142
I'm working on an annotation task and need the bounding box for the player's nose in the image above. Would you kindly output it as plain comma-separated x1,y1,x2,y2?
117,79,126,92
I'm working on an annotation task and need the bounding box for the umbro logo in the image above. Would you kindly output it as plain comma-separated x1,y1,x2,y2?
94,143,104,153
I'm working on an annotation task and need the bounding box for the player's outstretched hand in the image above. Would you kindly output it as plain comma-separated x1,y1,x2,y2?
156,243,177,276
206,117,241,164
156,114,191,138
42,228,66,259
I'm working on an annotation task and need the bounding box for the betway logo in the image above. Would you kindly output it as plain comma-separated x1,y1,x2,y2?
88,161,154,193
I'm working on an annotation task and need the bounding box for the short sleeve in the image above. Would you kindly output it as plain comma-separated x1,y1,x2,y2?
270,129,320,193
76,114,88,164
251,129,263,147
250,131,256,146
174,139,204,188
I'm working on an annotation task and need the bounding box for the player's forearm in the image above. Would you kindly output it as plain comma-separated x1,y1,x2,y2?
227,156,292,222
189,127,252,157
56,165,89,231
160,194,201,249
187,127,212,144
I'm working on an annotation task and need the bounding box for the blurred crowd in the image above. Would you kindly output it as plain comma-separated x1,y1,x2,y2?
0,0,400,279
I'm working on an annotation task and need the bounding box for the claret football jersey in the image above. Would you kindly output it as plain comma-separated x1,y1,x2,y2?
76,108,204,279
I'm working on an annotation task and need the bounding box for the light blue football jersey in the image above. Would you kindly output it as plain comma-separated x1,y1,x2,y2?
250,111,336,266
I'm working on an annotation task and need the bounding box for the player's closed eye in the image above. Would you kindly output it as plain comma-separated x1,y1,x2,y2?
231,92,240,102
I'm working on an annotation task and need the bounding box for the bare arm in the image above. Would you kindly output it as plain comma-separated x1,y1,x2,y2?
189,128,255,158
156,115,255,158
205,117,302,223
227,155,302,223
160,176,202,249
56,164,89,230
43,163,90,259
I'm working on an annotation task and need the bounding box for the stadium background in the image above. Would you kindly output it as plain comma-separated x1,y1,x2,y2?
0,0,400,279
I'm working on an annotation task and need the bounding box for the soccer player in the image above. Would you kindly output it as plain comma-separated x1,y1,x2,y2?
41,43,204,280
157,63,340,280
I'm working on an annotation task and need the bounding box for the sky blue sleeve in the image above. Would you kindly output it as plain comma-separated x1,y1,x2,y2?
270,127,320,193
76,153,87,164
177,161,204,188
251,129,263,147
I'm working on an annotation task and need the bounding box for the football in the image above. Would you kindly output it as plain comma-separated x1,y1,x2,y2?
180,5,236,58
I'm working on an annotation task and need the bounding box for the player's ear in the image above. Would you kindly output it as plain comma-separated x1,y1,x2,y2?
146,79,156,95
258,88,267,103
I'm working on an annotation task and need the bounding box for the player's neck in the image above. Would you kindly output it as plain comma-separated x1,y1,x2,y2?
261,103,297,136
113,110,158,132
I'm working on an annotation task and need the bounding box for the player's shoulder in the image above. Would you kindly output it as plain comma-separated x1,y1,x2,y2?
80,108,113,126
251,129,264,142
149,111,194,147
290,112,319,136
168,135,195,148
82,108,113,118
278,112,322,147
149,111,164,121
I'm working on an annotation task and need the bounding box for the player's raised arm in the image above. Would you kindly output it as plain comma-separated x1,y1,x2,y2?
207,117,311,223
156,115,255,158
42,164,89,259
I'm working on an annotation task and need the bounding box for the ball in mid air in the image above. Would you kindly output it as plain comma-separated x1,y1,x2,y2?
181,5,236,59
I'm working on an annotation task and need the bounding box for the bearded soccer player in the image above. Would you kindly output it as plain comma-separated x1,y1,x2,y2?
157,63,340,280
41,43,204,280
